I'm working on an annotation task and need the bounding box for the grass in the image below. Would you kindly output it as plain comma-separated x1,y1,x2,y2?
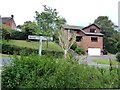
0,53,21,58
93,59,119,65
2,40,63,52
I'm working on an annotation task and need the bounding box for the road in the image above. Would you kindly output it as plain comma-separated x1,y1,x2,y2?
0,57,13,72
78,55,118,68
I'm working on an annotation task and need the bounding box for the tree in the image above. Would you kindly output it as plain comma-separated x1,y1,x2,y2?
94,16,119,54
35,5,66,47
0,24,11,41
58,29,76,58
20,21,39,40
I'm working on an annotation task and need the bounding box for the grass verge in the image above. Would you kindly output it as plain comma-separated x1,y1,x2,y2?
93,59,119,65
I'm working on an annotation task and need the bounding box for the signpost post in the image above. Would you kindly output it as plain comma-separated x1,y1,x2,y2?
39,34,42,56
28,34,53,56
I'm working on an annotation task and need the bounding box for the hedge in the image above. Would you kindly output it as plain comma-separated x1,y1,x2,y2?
1,43,63,57
1,55,119,89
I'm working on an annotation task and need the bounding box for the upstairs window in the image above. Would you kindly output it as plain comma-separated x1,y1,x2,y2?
91,37,98,42
90,28,96,33
76,36,82,42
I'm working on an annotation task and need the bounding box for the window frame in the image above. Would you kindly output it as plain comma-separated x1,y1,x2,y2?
91,37,98,42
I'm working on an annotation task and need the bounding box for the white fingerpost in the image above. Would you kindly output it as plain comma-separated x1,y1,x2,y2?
39,33,43,56
28,34,53,56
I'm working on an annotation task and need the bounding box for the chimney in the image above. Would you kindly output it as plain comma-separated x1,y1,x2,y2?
11,15,14,19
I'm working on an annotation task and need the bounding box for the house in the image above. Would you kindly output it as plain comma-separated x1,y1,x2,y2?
61,24,103,56
0,15,16,29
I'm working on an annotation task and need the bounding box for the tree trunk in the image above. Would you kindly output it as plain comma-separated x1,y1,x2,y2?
64,49,67,58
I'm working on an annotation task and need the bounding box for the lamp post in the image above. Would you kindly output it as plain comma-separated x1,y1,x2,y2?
39,33,43,56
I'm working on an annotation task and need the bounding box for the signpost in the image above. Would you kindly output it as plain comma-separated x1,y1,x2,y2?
28,34,53,56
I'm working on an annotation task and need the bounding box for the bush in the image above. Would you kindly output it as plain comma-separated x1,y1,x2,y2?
10,30,27,40
70,43,84,55
116,53,120,62
70,43,77,50
1,43,63,57
75,47,84,55
1,55,119,89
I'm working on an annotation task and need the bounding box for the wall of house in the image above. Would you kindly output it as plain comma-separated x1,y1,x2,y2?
83,25,100,33
3,19,16,29
77,35,103,55
62,25,103,55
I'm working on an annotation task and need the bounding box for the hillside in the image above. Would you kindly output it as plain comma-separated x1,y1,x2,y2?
2,40,63,52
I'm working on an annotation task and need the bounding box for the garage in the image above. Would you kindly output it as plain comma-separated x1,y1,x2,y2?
88,48,101,56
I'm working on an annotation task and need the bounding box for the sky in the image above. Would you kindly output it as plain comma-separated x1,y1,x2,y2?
0,0,119,26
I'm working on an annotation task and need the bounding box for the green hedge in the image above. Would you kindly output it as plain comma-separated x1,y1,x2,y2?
1,55,119,89
1,43,63,57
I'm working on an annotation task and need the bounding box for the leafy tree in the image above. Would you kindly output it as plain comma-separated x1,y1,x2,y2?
35,5,66,47
20,21,39,40
94,16,119,54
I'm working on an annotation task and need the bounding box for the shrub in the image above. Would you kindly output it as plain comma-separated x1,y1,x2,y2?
1,43,63,57
75,47,84,55
10,30,26,40
1,55,119,89
116,53,120,62
70,43,77,50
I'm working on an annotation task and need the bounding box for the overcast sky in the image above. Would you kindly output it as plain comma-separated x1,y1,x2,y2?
0,0,119,26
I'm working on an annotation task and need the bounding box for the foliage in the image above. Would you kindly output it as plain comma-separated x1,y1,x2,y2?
75,47,84,55
10,30,26,40
2,55,119,89
0,24,11,41
71,43,84,55
116,53,120,62
94,16,120,54
20,21,39,35
1,43,63,57
35,5,66,45
70,42,77,50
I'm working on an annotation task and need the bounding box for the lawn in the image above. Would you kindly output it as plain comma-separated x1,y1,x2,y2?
3,40,63,52
93,59,119,65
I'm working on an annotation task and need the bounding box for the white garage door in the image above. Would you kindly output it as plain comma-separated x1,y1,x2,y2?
88,48,101,56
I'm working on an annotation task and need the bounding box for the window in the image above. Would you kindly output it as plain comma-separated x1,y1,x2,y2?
76,36,82,42
90,28,96,33
76,31,80,34
91,37,98,42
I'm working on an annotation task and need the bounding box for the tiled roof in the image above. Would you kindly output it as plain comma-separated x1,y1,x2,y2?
62,24,103,36
1,17,12,23
62,24,84,30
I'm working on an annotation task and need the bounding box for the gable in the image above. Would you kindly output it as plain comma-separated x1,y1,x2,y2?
82,24,100,30
82,24,101,33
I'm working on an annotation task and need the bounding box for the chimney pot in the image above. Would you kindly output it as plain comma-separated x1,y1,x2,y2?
11,15,14,19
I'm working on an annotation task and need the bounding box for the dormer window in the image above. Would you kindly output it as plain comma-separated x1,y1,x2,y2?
90,28,96,33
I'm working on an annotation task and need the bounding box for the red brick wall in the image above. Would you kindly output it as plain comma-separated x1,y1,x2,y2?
77,35,103,55
83,25,100,33
76,25,103,55
3,19,13,29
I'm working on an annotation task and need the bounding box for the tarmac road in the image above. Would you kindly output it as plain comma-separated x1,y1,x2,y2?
0,57,13,72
